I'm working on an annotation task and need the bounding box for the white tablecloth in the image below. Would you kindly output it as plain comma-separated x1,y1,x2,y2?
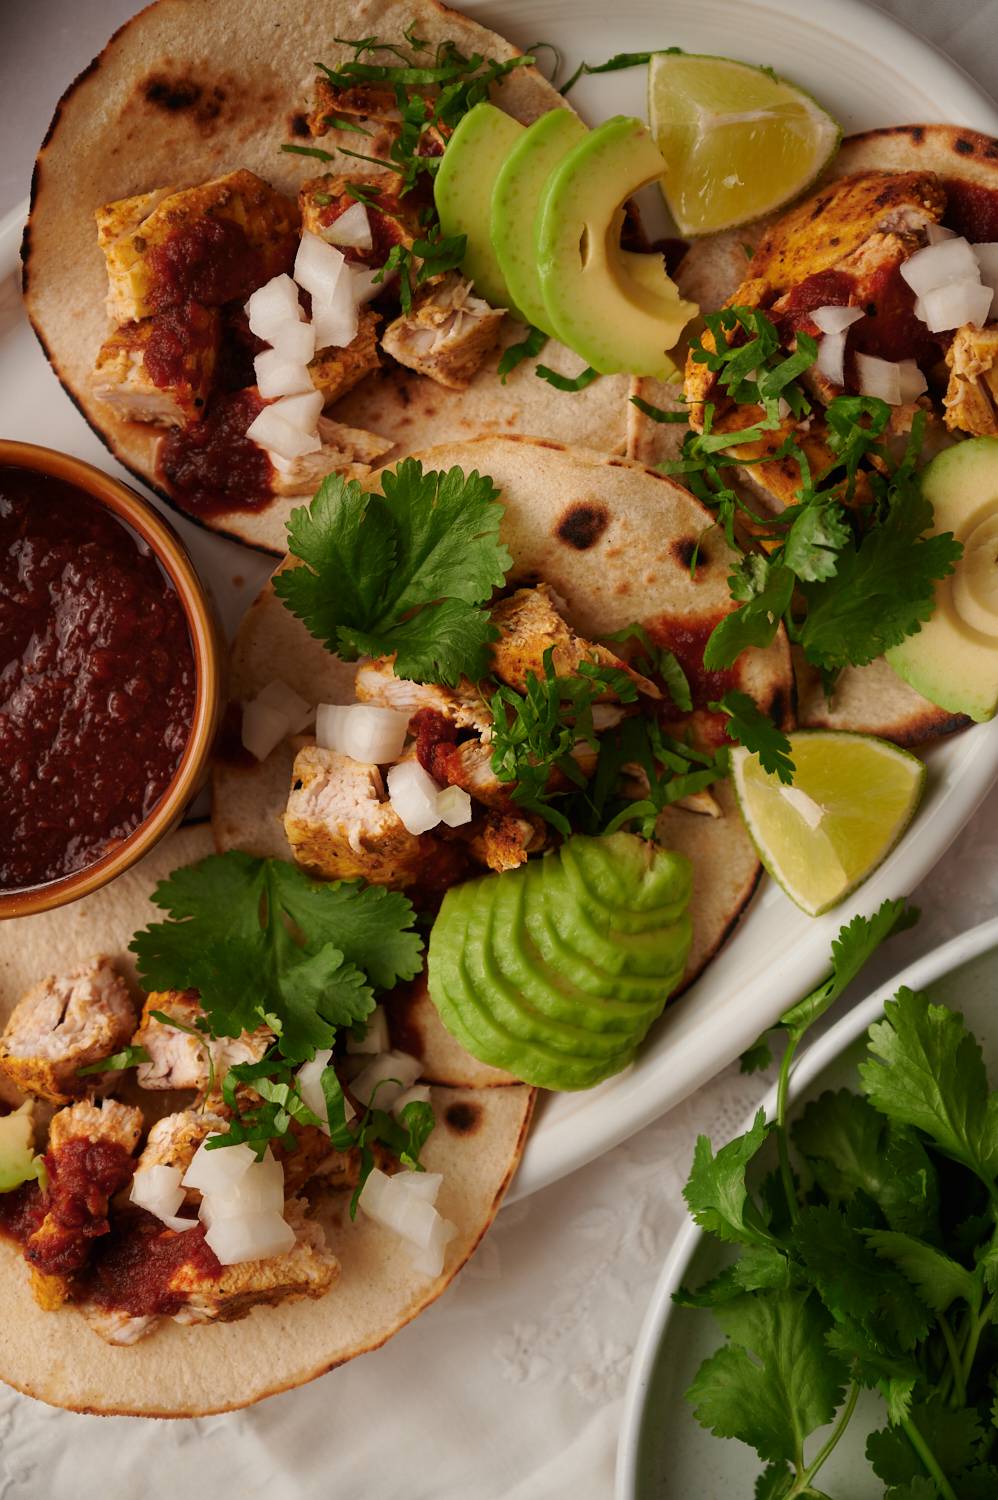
2,2,998,1496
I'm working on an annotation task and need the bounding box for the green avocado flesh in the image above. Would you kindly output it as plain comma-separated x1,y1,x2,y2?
534,115,696,377
491,109,588,336
887,436,998,722
434,101,524,312
427,833,693,1091
0,1106,40,1193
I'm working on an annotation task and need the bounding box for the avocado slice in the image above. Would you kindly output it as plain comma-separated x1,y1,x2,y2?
535,116,697,377
427,834,693,1090
434,101,524,312
491,109,588,336
887,437,998,721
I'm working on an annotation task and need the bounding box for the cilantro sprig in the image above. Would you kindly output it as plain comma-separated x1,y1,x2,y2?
677,899,998,1497
275,459,511,686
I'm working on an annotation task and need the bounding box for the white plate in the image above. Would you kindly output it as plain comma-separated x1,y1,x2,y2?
616,915,998,1499
2,0,998,1204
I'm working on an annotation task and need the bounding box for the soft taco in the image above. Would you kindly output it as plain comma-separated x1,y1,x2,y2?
629,124,998,743
213,434,793,1003
0,822,534,1415
22,0,632,556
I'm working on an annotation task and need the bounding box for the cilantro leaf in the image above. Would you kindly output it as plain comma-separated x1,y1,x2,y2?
683,1110,775,1248
275,460,511,685
866,1230,979,1313
712,688,794,784
781,499,851,583
687,1290,846,1464
868,1398,985,1486
794,1205,933,1352
859,988,998,1189
703,563,795,671
754,1463,795,1500
740,1038,774,1074
78,1044,151,1076
799,481,962,670
780,899,918,1039
130,853,423,1062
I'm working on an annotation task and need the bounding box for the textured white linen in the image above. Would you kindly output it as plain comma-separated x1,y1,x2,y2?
0,4,996,1498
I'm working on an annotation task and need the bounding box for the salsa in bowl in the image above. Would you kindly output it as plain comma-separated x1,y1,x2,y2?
0,441,222,916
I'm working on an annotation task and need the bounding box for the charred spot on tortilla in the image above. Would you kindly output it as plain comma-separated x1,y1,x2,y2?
555,501,609,550
672,536,707,571
955,137,975,155
140,73,227,129
444,1101,481,1136
289,111,310,139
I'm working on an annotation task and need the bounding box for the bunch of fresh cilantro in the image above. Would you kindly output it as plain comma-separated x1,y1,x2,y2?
680,899,998,1499
129,851,431,1195
653,307,962,692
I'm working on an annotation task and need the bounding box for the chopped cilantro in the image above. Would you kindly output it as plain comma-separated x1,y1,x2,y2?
274,459,511,685
534,363,600,392
78,1045,151,1076
629,394,690,424
559,46,683,96
498,324,547,382
711,688,794,784
373,225,467,314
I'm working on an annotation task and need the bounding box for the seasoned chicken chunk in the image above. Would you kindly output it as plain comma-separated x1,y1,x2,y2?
944,324,998,435
310,309,382,404
96,169,300,323
77,1302,159,1346
132,991,271,1092
275,1120,395,1195
0,957,136,1104
170,1195,338,1326
25,1100,143,1289
137,1107,230,1204
355,657,494,734
284,745,460,887
467,811,546,873
268,415,392,495
92,301,220,427
299,172,420,264
381,273,506,389
308,76,403,135
489,584,660,698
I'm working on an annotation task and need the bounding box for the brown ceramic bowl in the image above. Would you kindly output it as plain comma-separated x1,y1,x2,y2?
0,441,223,918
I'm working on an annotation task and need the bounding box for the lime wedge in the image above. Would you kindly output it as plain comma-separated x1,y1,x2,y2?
647,52,841,236
730,731,925,916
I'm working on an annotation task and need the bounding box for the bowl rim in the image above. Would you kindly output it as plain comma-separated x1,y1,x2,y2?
0,440,223,917
614,913,998,1500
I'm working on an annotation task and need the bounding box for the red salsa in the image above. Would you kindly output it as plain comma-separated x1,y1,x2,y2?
0,467,195,890
159,388,274,516
74,1210,222,1317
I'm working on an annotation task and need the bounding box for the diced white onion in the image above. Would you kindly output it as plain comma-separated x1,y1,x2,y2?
387,760,443,834
271,390,325,432
182,1137,256,1194
245,407,321,461
254,680,314,735
350,1050,423,1109
436,784,473,828
358,1168,457,1274
321,202,374,251
245,273,304,342
316,703,409,765
203,1211,296,1265
294,233,347,299
815,330,847,388
345,1004,390,1056
391,1169,442,1204
242,698,291,762
914,280,994,332
269,318,316,363
296,1049,356,1132
900,236,982,296
972,243,998,296
926,222,957,245
898,359,929,403
855,352,902,405
811,304,864,335
392,1084,432,1120
130,1164,184,1220
312,275,360,351
254,348,314,400
197,1159,285,1225
351,264,386,304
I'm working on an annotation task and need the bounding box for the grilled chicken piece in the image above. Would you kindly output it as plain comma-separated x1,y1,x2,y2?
308,76,404,135
489,584,661,698
170,1195,338,1326
0,958,136,1105
944,324,998,435
299,172,420,263
310,309,382,404
137,1107,230,1205
77,1303,159,1346
381,273,506,388
275,1121,395,1195
467,811,546,873
24,1100,143,1291
285,744,464,888
92,302,220,427
268,415,392,496
96,169,300,324
132,992,272,1092
355,657,494,734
